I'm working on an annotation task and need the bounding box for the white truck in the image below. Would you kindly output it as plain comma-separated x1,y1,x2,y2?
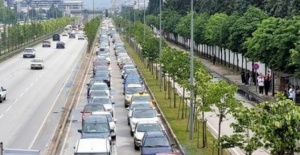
0,86,6,103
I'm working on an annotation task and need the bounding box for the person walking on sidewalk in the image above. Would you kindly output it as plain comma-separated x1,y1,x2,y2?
245,71,250,85
241,70,246,85
212,53,216,65
264,76,270,96
257,73,264,95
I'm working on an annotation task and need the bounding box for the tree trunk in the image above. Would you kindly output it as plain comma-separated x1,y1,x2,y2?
233,52,235,70
182,88,185,119
173,81,176,108
218,114,223,155
220,47,223,65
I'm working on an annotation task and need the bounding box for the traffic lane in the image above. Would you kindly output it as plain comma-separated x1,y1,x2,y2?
109,38,139,155
0,38,87,149
0,35,72,112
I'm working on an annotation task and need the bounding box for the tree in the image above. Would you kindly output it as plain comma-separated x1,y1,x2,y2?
249,93,300,155
161,10,181,34
194,13,209,45
164,0,190,15
174,13,191,39
206,80,239,155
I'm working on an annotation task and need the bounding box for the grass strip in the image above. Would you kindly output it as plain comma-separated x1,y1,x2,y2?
122,37,227,155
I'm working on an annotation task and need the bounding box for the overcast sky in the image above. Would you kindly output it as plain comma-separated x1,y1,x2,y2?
65,0,147,10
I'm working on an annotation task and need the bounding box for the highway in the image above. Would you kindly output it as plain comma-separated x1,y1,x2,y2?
60,30,140,155
0,34,88,154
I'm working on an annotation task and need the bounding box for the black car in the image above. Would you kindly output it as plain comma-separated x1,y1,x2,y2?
52,34,60,41
141,131,173,155
94,72,111,87
56,42,65,49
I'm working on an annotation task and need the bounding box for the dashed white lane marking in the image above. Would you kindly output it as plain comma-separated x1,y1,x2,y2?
13,99,18,105
0,114,3,119
6,105,12,112
20,93,24,97
25,87,30,92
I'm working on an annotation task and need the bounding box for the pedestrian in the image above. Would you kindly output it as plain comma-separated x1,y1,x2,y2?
252,71,258,85
245,71,250,85
264,76,270,96
212,53,216,65
257,73,264,95
288,85,295,101
266,70,272,92
241,70,246,84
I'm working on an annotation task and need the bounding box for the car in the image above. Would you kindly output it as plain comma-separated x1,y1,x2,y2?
134,121,164,150
124,84,145,107
129,108,160,136
52,34,60,41
87,82,110,97
0,85,7,103
89,96,114,116
78,34,85,40
23,48,36,58
88,90,110,99
56,41,65,49
93,71,111,87
78,115,111,140
93,65,110,75
130,92,154,106
123,68,139,79
42,40,51,47
140,131,173,155
80,104,105,123
61,32,68,36
122,66,137,78
126,103,153,125
69,33,76,38
92,111,117,139
30,58,44,70
74,138,112,154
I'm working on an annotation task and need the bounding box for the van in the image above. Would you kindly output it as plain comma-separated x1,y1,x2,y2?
74,138,111,155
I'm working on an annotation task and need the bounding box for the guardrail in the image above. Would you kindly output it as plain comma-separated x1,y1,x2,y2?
125,36,186,155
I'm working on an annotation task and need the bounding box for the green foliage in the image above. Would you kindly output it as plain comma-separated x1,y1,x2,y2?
228,7,268,53
194,13,210,44
161,11,181,34
174,13,191,38
145,15,159,28
205,13,229,46
84,17,101,50
146,0,162,15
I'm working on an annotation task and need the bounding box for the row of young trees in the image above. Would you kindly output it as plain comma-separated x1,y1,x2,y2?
0,17,73,54
123,4,300,76
84,16,101,51
114,16,300,155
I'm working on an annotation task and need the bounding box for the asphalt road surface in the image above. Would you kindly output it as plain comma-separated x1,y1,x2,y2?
0,34,87,154
60,32,140,155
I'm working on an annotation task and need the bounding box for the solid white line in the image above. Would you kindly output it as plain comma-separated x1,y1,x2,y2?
28,48,85,149
0,114,3,119
5,105,12,112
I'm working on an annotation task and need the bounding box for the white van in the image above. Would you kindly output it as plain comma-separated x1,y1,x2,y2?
74,138,111,155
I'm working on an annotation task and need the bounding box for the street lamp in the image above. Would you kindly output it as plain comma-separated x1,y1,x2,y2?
93,0,94,18
188,0,194,140
158,0,162,90
143,0,145,42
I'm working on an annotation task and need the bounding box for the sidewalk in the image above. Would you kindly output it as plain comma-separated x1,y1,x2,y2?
166,41,274,104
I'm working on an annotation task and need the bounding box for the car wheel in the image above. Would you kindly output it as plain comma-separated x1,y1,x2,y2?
134,142,139,150
0,98,2,103
3,96,6,100
130,130,133,137
127,118,130,125
31,67,33,70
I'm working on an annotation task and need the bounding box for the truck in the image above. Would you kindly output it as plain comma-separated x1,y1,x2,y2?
0,143,40,155
0,86,6,103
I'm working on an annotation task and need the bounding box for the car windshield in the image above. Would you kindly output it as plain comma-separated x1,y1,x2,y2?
137,124,161,132
126,80,141,85
104,114,113,122
92,98,111,104
126,86,144,94
90,91,108,97
95,73,109,78
90,84,108,91
130,103,151,110
133,109,156,118
132,96,151,103
143,136,170,147
84,105,104,112
24,49,33,52
126,73,140,78
83,123,109,133
123,66,136,70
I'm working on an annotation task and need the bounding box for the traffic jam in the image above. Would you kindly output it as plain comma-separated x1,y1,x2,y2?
73,19,179,155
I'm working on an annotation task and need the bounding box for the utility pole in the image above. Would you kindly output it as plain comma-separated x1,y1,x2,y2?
143,0,145,42
159,0,162,90
93,0,95,18
188,0,194,140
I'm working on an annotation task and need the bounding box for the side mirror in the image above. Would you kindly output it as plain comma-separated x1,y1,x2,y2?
77,129,82,133
112,102,115,104
114,119,118,123
86,83,90,86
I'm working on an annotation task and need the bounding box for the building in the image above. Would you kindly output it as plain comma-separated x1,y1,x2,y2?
63,1,83,14
29,0,63,10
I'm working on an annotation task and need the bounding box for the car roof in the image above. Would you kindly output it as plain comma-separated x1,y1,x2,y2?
92,111,112,116
84,115,107,122
132,92,150,96
75,138,110,153
137,120,159,125
127,84,143,87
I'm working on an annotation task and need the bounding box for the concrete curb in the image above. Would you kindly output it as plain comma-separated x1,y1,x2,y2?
125,37,186,155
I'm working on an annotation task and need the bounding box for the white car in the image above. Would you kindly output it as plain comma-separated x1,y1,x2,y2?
78,34,85,40
30,58,44,69
23,48,36,58
92,111,117,139
124,84,145,104
133,121,164,150
129,107,160,136
126,103,154,125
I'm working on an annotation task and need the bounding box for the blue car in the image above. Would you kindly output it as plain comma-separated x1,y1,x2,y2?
141,131,173,155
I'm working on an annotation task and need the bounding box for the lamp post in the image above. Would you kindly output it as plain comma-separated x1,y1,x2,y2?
188,0,194,140
143,0,145,42
158,0,162,90
93,0,95,18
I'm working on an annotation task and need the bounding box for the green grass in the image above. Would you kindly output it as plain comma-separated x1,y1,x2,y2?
122,37,228,155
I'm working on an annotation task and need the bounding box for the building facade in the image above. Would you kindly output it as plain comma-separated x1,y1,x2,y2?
63,1,83,14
